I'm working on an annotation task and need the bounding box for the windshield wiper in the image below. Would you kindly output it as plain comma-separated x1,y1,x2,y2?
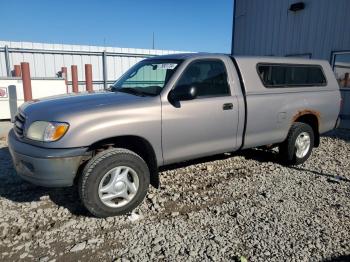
117,87,154,97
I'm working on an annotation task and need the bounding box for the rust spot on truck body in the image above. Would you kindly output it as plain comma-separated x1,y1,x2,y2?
292,109,321,125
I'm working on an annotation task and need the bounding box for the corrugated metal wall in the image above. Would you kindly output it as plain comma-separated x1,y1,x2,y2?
233,0,350,61
0,41,187,90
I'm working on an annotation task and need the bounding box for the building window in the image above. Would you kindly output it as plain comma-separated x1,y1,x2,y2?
332,52,350,88
257,64,327,87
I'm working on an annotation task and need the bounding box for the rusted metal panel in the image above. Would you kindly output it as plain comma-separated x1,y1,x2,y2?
61,67,68,93
21,62,32,101
71,65,78,93
85,64,93,92
292,109,321,125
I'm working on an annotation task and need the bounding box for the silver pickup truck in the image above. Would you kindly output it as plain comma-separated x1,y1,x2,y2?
8,53,341,217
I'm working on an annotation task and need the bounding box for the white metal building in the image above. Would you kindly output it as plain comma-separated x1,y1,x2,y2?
0,41,187,91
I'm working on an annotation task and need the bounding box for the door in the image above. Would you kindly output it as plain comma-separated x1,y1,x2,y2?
161,59,239,164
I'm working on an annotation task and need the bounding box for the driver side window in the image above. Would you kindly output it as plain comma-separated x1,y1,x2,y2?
175,60,230,97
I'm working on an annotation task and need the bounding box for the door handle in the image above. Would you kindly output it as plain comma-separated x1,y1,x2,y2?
223,103,233,110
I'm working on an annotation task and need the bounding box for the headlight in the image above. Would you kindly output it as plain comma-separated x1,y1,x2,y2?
26,121,69,142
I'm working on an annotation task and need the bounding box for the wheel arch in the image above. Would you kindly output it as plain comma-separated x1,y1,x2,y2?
82,135,159,188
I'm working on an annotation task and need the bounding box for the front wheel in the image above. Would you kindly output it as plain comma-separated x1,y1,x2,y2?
279,122,314,165
79,148,150,217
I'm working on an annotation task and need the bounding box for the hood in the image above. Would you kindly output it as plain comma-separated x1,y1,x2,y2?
20,91,147,121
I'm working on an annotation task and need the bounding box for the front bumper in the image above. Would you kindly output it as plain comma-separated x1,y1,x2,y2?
8,129,88,187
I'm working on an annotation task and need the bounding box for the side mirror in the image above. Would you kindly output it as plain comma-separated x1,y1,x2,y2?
169,85,197,102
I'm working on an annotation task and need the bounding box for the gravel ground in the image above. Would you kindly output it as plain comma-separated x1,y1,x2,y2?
0,130,349,262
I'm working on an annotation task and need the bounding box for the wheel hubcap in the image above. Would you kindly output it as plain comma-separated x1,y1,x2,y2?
295,132,311,158
98,166,139,208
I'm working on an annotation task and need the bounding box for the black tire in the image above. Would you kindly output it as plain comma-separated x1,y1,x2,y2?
279,122,314,165
79,148,150,218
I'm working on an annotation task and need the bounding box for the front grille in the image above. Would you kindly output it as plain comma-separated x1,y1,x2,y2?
14,112,26,137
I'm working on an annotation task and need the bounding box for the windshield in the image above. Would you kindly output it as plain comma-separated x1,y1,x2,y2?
112,59,182,96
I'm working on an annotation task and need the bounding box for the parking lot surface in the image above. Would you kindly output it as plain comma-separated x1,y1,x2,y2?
0,130,349,261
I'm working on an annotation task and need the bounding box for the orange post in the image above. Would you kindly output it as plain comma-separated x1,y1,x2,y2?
61,66,68,93
85,64,93,92
71,65,79,93
21,62,33,101
14,65,22,77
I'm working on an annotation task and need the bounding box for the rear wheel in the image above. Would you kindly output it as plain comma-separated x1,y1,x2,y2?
279,122,314,165
79,148,150,217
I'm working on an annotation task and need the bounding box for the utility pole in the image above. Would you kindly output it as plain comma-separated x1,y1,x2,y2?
231,0,236,55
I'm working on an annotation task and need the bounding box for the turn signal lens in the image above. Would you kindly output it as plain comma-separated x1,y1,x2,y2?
44,123,69,141
53,125,68,140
